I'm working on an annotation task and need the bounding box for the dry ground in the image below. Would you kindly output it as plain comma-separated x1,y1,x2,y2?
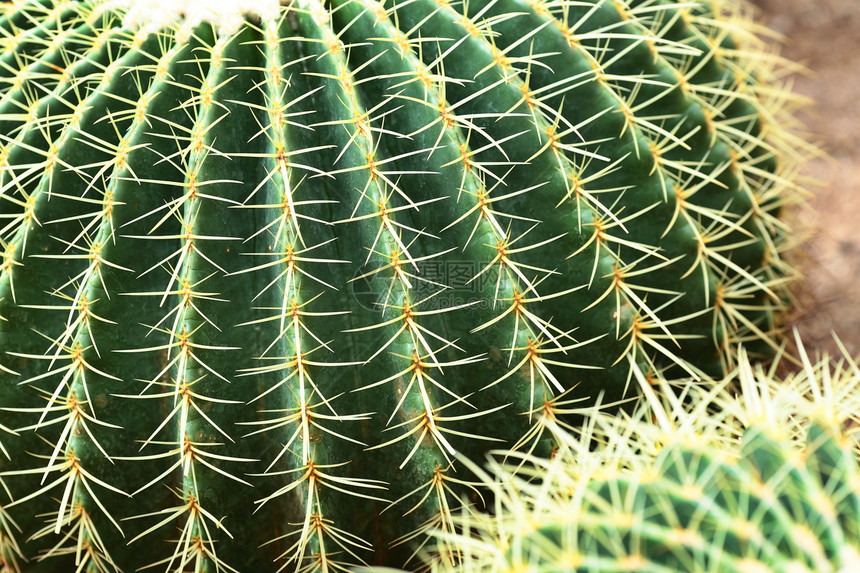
752,0,860,360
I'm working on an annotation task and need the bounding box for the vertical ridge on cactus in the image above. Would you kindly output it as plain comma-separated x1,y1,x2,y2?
0,0,810,571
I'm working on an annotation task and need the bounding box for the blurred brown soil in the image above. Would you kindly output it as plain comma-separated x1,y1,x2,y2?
753,0,860,361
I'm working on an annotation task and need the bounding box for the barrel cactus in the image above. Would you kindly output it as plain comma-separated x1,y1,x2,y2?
0,0,807,571
424,343,860,573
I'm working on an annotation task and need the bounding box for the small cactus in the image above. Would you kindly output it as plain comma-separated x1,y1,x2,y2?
0,0,809,571
424,341,860,573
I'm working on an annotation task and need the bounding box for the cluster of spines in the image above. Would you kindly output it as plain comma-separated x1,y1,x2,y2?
424,340,860,572
0,0,812,571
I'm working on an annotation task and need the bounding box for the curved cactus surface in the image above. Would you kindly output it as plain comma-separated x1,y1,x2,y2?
0,0,806,571
508,424,860,573
424,344,860,573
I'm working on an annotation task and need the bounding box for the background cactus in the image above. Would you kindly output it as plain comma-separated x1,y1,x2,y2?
421,340,860,573
0,0,810,571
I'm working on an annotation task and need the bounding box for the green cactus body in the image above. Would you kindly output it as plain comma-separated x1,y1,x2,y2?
428,347,860,573
0,0,805,571
511,423,860,573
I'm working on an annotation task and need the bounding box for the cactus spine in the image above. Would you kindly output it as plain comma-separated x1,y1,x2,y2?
0,0,808,571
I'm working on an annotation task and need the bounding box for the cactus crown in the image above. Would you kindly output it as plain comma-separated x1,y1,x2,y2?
107,0,281,34
0,0,812,571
